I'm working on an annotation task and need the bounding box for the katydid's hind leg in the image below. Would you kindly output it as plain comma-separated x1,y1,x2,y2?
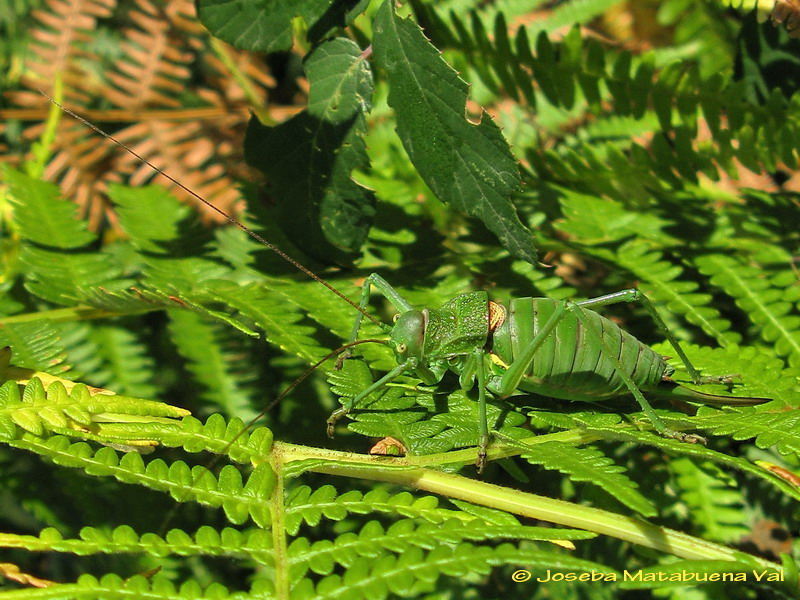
577,289,735,385
497,301,571,396
568,302,706,444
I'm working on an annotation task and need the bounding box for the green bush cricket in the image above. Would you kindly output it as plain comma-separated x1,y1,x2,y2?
49,96,770,473
328,275,769,470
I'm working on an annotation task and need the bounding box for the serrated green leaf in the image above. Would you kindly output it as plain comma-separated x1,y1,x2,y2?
373,0,535,264
245,38,375,263
197,0,370,51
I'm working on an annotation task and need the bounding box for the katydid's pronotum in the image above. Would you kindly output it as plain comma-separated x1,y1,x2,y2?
49,97,770,472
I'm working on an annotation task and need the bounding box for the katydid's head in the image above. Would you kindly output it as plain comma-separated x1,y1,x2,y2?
389,309,425,360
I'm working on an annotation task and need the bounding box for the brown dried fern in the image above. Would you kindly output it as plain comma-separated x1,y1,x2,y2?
21,0,116,103
3,0,283,230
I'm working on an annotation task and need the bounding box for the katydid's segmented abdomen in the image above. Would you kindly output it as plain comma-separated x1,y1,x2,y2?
489,298,669,401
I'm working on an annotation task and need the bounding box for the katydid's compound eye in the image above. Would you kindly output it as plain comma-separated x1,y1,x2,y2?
397,343,407,354
393,314,400,323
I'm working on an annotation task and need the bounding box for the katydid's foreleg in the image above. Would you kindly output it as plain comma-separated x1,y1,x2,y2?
577,289,728,384
346,273,412,344
327,359,417,437
568,302,705,443
337,274,409,368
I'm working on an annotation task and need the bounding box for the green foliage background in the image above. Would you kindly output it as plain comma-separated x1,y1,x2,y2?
0,0,799,598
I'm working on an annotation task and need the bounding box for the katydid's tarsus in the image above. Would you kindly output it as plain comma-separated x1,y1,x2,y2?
46,94,770,473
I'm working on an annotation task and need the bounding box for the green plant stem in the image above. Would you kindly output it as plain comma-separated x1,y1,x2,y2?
27,76,63,178
0,306,124,325
275,441,779,571
270,459,290,599
208,37,272,124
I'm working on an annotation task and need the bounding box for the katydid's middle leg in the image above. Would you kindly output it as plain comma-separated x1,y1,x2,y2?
456,348,492,471
472,348,490,473
577,289,734,385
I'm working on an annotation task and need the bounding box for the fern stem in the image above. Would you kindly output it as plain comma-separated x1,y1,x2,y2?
270,449,290,599
208,37,270,123
27,77,63,179
276,442,779,570
0,306,130,325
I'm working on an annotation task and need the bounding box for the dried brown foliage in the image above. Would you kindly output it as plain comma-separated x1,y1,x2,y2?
3,0,284,229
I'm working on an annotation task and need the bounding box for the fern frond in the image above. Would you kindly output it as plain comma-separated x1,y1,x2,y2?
201,281,327,365
105,0,196,109
83,325,157,397
107,183,198,254
75,286,258,339
615,241,740,345
0,525,272,564
690,407,800,457
4,166,95,249
0,572,261,599
554,196,739,344
279,277,394,370
4,167,122,304
580,427,800,503
284,486,464,535
10,432,274,527
299,543,617,600
5,0,266,229
115,119,243,221
21,247,121,305
0,321,68,373
22,0,115,103
694,253,800,366
289,518,595,578
157,414,273,464
167,310,259,419
525,0,628,37
470,19,800,189
669,457,750,543
518,440,656,516
651,342,799,406
0,378,187,440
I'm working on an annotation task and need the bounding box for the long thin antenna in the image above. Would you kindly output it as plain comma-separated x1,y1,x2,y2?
262,338,387,415
40,90,381,326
